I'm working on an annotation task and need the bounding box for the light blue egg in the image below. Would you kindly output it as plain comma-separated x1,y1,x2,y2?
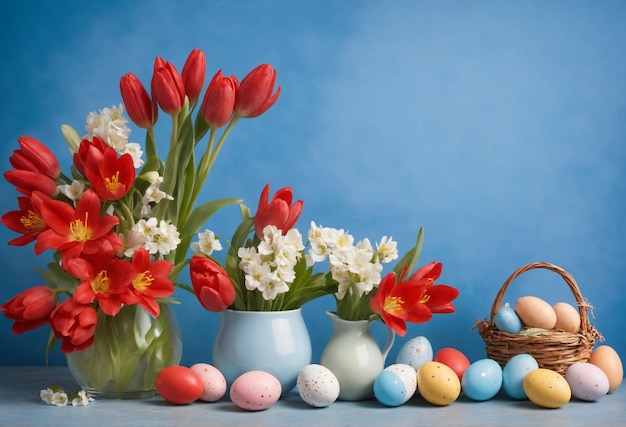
373,371,407,407
503,354,539,399
395,336,433,370
461,359,503,401
494,303,523,334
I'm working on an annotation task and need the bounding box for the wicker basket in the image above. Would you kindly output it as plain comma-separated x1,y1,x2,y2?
476,262,601,375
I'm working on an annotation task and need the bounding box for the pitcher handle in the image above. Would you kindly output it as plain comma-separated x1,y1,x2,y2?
380,324,395,361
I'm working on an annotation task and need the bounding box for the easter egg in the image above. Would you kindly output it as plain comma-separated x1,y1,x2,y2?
230,371,281,411
553,302,580,333
395,336,433,370
189,363,227,402
493,303,523,334
416,361,461,406
589,345,623,393
297,364,340,408
461,359,502,401
515,296,557,330
434,347,470,381
565,362,609,401
502,354,539,399
155,365,204,405
523,368,571,408
373,364,417,407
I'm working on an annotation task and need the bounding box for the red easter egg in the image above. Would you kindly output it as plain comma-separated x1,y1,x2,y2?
155,365,204,405
434,348,471,381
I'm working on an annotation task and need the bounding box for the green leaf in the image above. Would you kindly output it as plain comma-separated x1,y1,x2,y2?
392,226,424,278
193,112,211,145
45,330,59,365
37,263,78,291
179,198,243,239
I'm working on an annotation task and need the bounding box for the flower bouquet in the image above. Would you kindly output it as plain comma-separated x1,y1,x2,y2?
0,48,281,398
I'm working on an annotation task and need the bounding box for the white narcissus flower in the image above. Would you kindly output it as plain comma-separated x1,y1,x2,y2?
71,390,93,406
57,180,85,204
376,236,399,263
191,229,223,256
40,388,54,405
133,218,181,256
118,229,148,258
121,142,145,168
51,391,68,407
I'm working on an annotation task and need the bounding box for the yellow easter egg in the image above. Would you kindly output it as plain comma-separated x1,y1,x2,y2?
416,361,461,406
523,368,571,408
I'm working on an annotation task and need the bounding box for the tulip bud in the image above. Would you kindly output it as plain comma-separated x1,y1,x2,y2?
181,48,206,106
120,73,157,128
253,183,303,239
200,70,238,128
1,286,56,334
234,64,281,118
151,59,186,115
61,125,82,154
9,136,60,180
190,256,235,312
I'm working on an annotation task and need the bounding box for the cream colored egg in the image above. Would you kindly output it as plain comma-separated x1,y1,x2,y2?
523,368,571,408
416,361,461,406
553,302,580,333
589,345,623,393
516,296,557,329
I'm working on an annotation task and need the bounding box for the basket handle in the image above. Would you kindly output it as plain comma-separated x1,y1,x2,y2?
488,262,592,333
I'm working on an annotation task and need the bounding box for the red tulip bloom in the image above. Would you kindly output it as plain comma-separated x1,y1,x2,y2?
73,137,109,178
253,183,303,239
4,169,58,197
152,58,186,115
64,253,135,317
1,192,50,246
84,144,136,201
1,286,56,334
9,135,60,180
190,255,235,312
50,299,98,353
200,70,239,128
120,73,157,128
125,248,175,317
181,48,206,105
234,64,281,118
370,262,459,337
35,189,123,264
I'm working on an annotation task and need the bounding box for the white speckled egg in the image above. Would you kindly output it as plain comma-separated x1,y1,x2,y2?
565,362,609,401
297,364,340,407
230,371,281,411
395,336,433,370
190,363,227,402
373,364,417,406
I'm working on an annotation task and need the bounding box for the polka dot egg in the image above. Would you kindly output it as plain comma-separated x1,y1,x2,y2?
230,371,281,411
297,364,340,407
373,364,417,406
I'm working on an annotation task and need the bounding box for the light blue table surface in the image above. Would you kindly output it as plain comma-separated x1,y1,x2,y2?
0,366,624,427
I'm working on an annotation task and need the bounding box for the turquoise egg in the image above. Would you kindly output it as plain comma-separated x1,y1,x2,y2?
494,303,523,334
373,370,408,407
461,359,503,401
503,354,539,399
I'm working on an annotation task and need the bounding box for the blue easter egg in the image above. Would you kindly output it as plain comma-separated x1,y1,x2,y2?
373,370,409,407
494,303,523,334
462,359,503,401
503,354,539,399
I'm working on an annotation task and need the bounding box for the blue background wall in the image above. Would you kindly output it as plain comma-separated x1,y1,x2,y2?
1,1,625,368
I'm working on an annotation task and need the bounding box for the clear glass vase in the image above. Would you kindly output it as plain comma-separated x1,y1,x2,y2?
66,303,182,399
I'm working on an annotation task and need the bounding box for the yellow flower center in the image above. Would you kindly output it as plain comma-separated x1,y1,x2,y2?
419,294,431,304
105,171,122,192
132,271,154,292
69,213,91,243
20,210,45,230
91,270,110,294
383,296,404,314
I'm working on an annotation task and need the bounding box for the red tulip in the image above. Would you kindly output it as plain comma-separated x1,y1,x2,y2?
1,192,49,246
86,146,136,201
234,64,281,118
4,169,57,198
73,137,109,177
370,262,459,336
125,248,175,317
151,58,186,115
181,48,206,105
120,73,157,128
9,136,60,180
253,183,303,239
1,286,56,334
49,299,98,353
190,255,235,312
200,70,239,128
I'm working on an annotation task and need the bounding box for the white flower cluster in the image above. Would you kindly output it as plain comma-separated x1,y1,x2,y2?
306,222,399,300
84,104,144,168
40,387,93,407
238,225,305,301
121,218,181,258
